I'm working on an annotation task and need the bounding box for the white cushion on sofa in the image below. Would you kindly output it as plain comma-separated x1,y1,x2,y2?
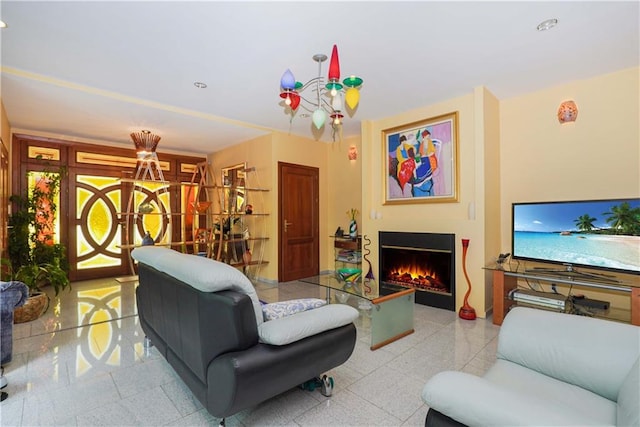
258,304,358,345
131,247,264,325
262,298,327,321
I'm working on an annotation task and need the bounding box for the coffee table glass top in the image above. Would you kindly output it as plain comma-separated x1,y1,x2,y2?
300,273,414,302
300,273,378,300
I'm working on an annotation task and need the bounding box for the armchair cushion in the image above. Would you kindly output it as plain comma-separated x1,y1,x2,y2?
262,298,326,321
258,304,359,345
617,356,640,427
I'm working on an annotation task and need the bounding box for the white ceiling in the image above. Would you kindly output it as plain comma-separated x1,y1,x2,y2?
1,1,638,155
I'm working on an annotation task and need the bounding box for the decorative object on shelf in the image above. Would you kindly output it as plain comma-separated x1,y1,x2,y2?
383,112,459,204
496,252,511,269
347,208,358,238
192,201,211,213
459,238,477,320
337,267,362,283
335,226,344,237
362,235,375,296
245,204,253,214
142,231,154,246
279,44,364,141
243,248,252,274
138,202,154,214
557,100,578,124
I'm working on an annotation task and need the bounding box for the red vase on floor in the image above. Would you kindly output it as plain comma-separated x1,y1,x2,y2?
459,238,477,320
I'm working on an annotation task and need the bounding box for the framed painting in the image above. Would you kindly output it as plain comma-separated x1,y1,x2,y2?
383,111,459,204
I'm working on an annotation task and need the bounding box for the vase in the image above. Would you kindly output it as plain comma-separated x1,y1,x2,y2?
349,219,357,238
243,249,252,265
459,238,477,320
142,231,154,246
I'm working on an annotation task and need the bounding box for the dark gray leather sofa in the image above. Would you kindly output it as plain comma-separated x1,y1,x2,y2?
135,250,357,420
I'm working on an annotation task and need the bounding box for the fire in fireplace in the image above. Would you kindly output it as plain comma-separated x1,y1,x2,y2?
379,231,455,311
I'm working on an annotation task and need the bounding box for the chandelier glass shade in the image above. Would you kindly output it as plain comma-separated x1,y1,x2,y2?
279,44,363,138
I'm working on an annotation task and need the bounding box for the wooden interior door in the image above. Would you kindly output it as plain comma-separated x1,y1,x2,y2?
278,162,319,282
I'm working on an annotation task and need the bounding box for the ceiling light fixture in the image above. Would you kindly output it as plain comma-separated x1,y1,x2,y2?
279,44,363,141
0,21,7,29
537,18,558,31
130,131,161,157
193,82,207,89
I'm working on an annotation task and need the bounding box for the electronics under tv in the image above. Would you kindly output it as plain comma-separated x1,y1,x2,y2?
512,198,640,278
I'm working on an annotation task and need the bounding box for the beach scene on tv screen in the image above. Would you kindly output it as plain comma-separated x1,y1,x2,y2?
513,200,640,273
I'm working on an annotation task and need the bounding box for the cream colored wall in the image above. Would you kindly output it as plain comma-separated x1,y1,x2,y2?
499,66,640,310
326,135,362,272
479,87,502,309
362,91,493,316
500,67,640,251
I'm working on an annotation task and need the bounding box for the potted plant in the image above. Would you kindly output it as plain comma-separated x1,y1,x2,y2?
3,159,70,322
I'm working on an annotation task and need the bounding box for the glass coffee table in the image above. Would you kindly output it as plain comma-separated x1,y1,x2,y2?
299,273,415,350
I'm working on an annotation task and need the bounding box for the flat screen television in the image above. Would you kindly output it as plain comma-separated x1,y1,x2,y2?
512,198,640,277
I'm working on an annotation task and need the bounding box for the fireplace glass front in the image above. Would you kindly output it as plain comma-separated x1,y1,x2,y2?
379,232,455,311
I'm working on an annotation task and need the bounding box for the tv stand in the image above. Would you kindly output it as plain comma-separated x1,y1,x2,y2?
525,267,620,282
489,268,640,326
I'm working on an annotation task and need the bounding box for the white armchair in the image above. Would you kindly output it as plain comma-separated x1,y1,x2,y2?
422,307,640,426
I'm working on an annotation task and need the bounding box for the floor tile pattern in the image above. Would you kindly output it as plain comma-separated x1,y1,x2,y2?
1,278,499,426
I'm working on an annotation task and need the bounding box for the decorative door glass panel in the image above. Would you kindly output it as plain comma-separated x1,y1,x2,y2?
28,171,61,243
132,181,171,245
75,175,122,270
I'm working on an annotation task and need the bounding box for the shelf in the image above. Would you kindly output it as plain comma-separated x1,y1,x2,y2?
489,268,640,326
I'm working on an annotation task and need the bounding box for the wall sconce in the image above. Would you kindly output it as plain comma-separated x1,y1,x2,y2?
557,100,578,124
348,145,358,160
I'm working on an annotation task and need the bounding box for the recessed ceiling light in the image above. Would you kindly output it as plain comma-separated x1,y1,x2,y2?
537,18,558,31
141,129,151,134
0,21,7,29
193,82,207,89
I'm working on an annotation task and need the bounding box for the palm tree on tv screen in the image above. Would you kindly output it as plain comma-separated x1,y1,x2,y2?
603,202,640,235
574,214,597,232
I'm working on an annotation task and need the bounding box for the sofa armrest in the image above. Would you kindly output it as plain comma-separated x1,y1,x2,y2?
258,304,358,345
422,371,591,427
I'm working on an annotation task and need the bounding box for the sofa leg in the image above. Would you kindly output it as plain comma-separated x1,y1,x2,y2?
300,375,334,397
218,418,225,427
144,336,153,349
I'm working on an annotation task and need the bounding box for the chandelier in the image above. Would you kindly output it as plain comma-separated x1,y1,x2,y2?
279,44,363,140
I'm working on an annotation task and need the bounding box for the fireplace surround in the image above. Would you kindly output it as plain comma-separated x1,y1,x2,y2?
379,231,455,311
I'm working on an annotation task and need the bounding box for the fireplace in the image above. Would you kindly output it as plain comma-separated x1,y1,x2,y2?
379,231,455,311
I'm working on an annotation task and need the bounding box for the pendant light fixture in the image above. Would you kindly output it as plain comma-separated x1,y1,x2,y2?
279,44,363,140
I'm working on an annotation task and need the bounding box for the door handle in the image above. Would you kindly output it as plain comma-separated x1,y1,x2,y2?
284,220,293,233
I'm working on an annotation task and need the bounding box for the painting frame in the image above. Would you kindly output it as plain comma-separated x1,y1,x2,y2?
383,111,459,204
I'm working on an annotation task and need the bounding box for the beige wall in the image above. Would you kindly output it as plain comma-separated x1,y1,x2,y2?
499,66,640,251
326,135,362,271
359,67,639,317
209,131,335,282
498,66,640,310
361,91,495,316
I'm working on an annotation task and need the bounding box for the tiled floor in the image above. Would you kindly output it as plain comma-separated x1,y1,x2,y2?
1,277,500,426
